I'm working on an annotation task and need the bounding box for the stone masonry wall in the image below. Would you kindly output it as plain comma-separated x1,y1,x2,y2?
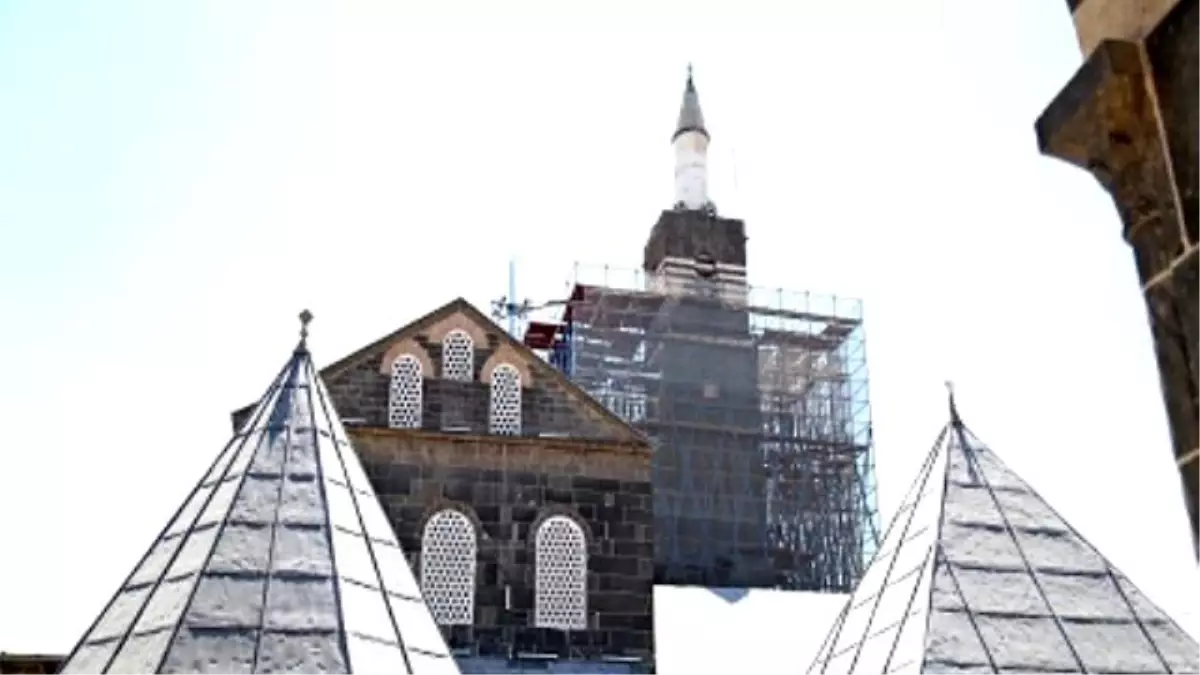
350,429,656,662
1037,0,1198,556
231,330,632,442
643,209,747,271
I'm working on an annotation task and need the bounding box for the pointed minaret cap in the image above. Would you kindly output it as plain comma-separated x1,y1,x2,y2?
672,63,708,141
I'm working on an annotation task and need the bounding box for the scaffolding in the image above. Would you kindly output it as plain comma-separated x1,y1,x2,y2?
525,264,879,593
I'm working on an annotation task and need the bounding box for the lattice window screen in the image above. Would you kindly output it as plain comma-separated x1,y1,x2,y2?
420,509,478,626
534,515,588,631
388,355,423,429
489,364,522,435
442,329,475,382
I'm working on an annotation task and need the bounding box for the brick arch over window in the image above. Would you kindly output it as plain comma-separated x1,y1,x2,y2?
441,328,475,381
378,339,434,377
425,312,488,348
488,363,522,436
480,345,533,386
420,509,478,626
534,515,588,631
387,354,424,429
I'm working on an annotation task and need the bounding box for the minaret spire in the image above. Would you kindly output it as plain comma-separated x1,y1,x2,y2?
673,63,708,141
672,64,712,212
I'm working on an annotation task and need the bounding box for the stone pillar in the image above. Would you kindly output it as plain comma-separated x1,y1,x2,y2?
1036,0,1198,558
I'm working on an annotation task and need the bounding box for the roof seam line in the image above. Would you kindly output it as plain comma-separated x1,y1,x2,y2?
304,357,354,671
880,544,935,670
1101,558,1174,671
60,356,293,672
807,424,949,675
935,545,1000,672
148,361,299,674
971,424,1200,646
918,421,991,673
249,370,302,672
969,420,1176,667
312,365,416,672
956,422,1088,673
845,424,949,673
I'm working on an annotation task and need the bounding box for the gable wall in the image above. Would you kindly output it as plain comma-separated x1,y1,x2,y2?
353,429,656,662
324,316,634,442
230,311,640,445
230,338,633,439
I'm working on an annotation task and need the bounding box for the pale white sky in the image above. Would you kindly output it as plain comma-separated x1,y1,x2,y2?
1,0,1196,655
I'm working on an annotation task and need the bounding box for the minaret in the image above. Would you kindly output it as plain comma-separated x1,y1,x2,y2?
640,66,767,588
645,65,747,301
673,64,712,213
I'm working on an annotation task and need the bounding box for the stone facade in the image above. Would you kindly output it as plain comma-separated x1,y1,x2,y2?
352,430,655,662
234,301,640,445
322,343,625,440
229,299,655,665
1037,0,1198,557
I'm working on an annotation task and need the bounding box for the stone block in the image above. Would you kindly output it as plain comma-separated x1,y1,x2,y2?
1071,0,1178,58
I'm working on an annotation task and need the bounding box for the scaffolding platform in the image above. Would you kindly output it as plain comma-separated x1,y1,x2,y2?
527,264,880,593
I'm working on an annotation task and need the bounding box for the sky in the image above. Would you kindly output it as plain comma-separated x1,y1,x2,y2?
1,0,1197,656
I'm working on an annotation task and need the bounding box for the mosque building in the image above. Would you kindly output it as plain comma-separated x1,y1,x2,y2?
32,59,1200,675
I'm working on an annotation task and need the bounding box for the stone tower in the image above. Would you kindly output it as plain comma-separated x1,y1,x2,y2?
641,67,772,587
554,68,873,591
1036,0,1198,557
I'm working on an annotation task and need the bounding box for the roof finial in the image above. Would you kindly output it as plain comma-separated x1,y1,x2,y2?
299,309,313,349
945,380,962,426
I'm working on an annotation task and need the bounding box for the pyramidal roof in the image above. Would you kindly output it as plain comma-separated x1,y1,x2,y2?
808,392,1199,674
60,313,459,674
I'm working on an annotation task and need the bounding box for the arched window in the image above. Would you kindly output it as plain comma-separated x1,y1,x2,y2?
441,329,475,382
489,363,522,435
420,510,478,626
388,355,423,429
534,515,588,631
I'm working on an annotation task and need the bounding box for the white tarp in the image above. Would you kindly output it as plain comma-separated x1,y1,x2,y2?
653,585,848,674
